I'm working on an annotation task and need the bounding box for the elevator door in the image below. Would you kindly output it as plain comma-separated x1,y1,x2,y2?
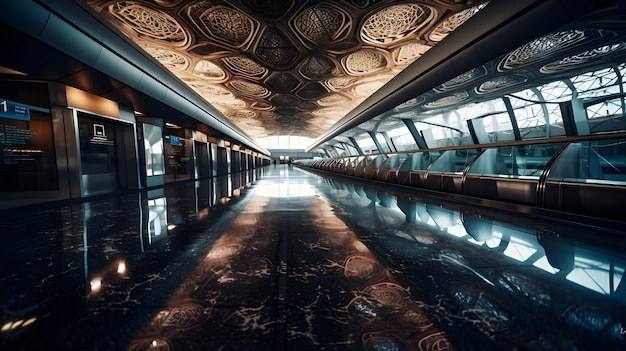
78,112,137,196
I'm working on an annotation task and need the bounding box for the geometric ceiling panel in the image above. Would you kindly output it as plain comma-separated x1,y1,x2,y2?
393,97,426,112
292,3,351,47
265,72,302,93
271,94,301,107
326,76,359,91
275,107,299,116
212,98,247,109
312,106,351,117
391,41,431,65
296,82,329,100
429,3,489,42
497,29,613,72
317,93,352,107
424,91,470,109
250,100,274,111
231,110,257,119
255,27,300,68
342,49,389,76
539,43,626,74
475,75,528,95
87,0,490,140
192,60,228,81
360,3,435,46
228,80,271,98
144,47,188,70
298,54,336,80
297,101,318,111
186,3,258,51
433,66,487,93
354,81,386,97
240,0,293,20
221,56,269,80
109,2,187,43
185,81,233,100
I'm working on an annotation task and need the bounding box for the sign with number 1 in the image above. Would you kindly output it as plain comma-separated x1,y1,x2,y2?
0,98,30,121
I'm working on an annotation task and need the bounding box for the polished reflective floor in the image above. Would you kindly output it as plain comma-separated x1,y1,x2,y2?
1,165,625,350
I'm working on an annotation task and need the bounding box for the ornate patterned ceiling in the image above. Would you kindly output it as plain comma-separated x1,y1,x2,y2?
85,0,488,140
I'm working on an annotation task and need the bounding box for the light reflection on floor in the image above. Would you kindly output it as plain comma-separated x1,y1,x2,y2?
0,165,625,350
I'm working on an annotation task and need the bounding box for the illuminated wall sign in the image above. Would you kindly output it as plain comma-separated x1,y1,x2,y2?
169,135,181,146
90,123,113,146
0,98,30,121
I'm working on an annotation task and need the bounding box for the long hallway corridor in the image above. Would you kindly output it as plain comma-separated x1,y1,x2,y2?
1,165,625,350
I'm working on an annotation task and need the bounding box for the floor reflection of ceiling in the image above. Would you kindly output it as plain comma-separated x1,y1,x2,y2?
85,0,488,140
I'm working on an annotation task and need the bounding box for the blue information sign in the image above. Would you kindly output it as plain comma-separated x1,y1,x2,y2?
0,98,30,121
169,135,181,145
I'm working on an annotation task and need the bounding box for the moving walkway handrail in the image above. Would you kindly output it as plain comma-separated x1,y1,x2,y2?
298,133,626,221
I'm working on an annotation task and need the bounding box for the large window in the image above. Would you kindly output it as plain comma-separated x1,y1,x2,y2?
257,135,314,150
143,124,165,176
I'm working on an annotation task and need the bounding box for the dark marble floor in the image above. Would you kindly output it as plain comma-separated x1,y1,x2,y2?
1,165,625,350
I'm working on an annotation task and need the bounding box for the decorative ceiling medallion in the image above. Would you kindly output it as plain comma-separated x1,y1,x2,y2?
312,106,351,117
354,81,385,97
393,97,425,111
256,27,300,68
240,0,293,20
294,111,313,120
429,3,489,42
292,3,351,47
212,98,247,109
326,76,359,91
424,91,470,108
232,110,257,119
298,54,336,80
540,43,626,74
342,49,389,76
317,93,352,106
192,60,227,81
258,111,280,120
264,72,302,93
228,80,271,98
360,3,434,46
221,56,268,80
475,75,528,94
275,107,298,115
392,41,431,65
185,81,233,98
296,82,328,100
250,100,274,111
109,2,186,43
433,66,487,92
271,94,301,106
297,101,318,111
186,3,258,51
498,29,612,72
144,47,188,70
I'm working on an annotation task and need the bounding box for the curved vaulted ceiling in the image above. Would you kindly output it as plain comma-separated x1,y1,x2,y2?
85,0,489,141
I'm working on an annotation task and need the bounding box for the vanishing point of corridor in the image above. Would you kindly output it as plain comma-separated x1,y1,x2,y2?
1,165,625,350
